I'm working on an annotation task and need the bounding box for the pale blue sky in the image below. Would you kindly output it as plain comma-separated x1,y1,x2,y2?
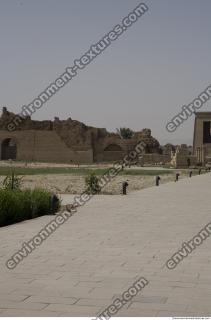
0,0,211,144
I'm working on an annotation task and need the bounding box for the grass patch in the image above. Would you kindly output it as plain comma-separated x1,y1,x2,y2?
120,169,173,176
0,166,174,176
0,188,60,227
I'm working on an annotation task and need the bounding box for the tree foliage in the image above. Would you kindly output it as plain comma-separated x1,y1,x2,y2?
117,127,134,139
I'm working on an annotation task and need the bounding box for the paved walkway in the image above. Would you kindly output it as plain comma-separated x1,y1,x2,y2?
0,173,211,316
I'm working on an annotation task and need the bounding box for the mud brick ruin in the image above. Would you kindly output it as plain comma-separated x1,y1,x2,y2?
1,108,209,168
0,108,162,164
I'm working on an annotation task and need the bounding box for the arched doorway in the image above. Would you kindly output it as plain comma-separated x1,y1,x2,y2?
1,138,17,160
103,144,123,161
104,144,122,152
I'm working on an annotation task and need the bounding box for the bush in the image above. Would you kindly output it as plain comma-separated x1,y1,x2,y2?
116,127,134,139
0,188,60,227
85,172,101,194
3,171,22,190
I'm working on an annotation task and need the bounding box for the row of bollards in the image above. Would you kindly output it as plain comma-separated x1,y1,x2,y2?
155,168,209,187
122,167,211,194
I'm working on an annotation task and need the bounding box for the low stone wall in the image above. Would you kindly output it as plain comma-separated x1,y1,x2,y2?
141,154,171,165
171,155,197,168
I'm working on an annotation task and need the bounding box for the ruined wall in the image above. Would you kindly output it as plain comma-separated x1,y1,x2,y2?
93,136,135,162
0,130,93,163
0,108,163,164
133,129,161,153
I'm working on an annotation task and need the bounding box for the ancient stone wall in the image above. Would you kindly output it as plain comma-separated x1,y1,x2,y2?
0,108,163,164
0,130,93,163
141,154,171,165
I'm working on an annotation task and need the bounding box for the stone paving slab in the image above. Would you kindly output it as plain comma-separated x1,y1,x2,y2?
0,173,211,316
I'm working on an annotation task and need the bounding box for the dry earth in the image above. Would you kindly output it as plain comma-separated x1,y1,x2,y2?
0,160,187,195
0,173,185,195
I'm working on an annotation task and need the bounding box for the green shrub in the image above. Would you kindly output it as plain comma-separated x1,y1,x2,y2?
116,127,134,139
0,188,60,227
85,172,101,194
31,188,60,217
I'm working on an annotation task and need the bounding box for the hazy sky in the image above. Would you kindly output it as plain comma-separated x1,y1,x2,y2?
1,0,211,145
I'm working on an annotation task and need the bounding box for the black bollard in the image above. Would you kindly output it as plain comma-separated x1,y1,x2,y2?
155,176,161,186
189,171,192,178
122,181,129,195
49,193,59,215
175,173,180,182
199,169,201,175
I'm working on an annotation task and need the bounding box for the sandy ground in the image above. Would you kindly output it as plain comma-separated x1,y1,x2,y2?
0,173,182,195
0,160,186,195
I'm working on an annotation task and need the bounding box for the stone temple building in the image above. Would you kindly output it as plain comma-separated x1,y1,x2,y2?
170,112,211,168
193,112,211,165
0,108,161,163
